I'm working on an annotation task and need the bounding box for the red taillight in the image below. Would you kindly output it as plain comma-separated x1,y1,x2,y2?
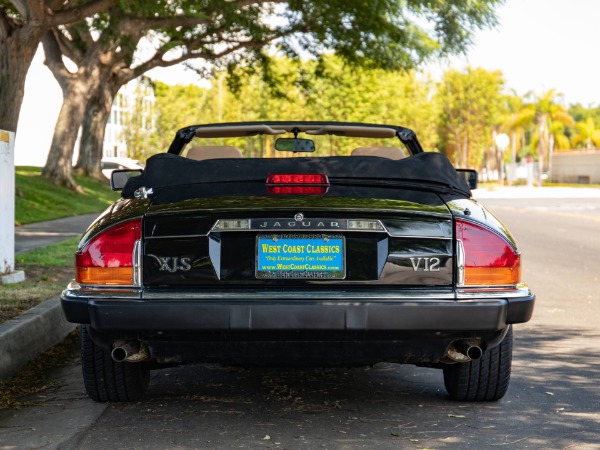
267,186,328,195
266,174,329,185
456,219,521,286
75,219,141,285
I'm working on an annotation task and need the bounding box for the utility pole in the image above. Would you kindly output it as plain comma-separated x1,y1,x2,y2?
495,133,509,186
548,135,555,183
0,130,25,284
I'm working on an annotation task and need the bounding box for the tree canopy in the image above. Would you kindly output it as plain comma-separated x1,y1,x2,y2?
0,0,113,132
436,67,505,168
120,59,600,188
129,55,439,161
30,0,504,188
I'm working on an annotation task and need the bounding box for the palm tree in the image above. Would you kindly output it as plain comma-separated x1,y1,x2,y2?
502,93,533,184
526,90,573,185
572,117,600,149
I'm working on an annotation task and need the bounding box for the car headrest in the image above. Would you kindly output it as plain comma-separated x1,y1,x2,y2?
350,146,407,160
186,146,243,160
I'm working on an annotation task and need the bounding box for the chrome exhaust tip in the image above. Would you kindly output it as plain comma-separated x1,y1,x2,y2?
446,339,484,362
111,340,150,363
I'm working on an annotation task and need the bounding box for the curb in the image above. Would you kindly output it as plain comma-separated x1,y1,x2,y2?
0,296,76,380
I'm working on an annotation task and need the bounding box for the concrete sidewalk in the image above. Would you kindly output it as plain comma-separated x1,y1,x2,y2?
1,213,100,380
15,212,99,254
473,185,600,199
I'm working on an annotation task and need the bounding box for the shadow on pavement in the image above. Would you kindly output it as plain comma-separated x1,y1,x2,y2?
68,324,600,449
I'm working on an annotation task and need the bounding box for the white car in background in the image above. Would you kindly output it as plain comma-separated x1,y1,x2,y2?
101,157,144,179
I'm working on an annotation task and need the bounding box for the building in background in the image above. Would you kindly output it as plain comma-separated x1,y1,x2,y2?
103,76,155,159
551,151,600,184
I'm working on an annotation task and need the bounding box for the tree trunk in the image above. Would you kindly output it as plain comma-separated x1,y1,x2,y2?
509,131,517,186
76,81,117,178
0,26,43,132
41,80,91,192
462,135,468,168
537,118,547,186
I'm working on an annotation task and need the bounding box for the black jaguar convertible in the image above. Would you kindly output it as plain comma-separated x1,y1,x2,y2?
61,121,534,402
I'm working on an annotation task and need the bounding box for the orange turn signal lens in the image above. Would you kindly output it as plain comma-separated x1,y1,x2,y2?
76,267,134,285
464,265,521,286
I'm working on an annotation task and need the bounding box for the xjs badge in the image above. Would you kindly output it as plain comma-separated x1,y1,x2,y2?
148,254,191,272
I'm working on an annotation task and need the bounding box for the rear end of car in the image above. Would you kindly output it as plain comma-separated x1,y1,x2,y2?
61,122,534,402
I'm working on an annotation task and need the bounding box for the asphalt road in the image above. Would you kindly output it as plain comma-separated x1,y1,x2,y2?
1,192,599,449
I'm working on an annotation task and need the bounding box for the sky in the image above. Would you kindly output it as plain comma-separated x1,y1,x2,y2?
444,0,600,106
14,0,600,166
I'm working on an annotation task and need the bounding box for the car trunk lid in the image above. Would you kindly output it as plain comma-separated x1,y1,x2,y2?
141,184,455,288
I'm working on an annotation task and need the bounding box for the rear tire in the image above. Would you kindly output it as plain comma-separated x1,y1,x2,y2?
81,326,150,402
443,326,513,401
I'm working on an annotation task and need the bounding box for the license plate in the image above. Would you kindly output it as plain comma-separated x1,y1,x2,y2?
256,234,345,279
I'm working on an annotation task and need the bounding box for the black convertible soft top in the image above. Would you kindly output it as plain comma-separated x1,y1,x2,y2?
122,152,472,198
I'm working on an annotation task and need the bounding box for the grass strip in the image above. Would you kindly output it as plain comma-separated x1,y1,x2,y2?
15,236,79,267
15,166,117,225
0,237,78,324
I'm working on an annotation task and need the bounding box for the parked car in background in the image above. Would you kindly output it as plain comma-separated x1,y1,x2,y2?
62,121,534,403
101,157,144,180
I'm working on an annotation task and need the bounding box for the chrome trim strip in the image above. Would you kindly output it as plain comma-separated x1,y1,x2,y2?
63,282,142,299
146,233,209,239
390,235,452,240
213,218,362,233
133,239,142,286
145,232,453,240
141,290,456,301
456,285,532,299
193,218,450,239
64,283,530,302
456,240,465,286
